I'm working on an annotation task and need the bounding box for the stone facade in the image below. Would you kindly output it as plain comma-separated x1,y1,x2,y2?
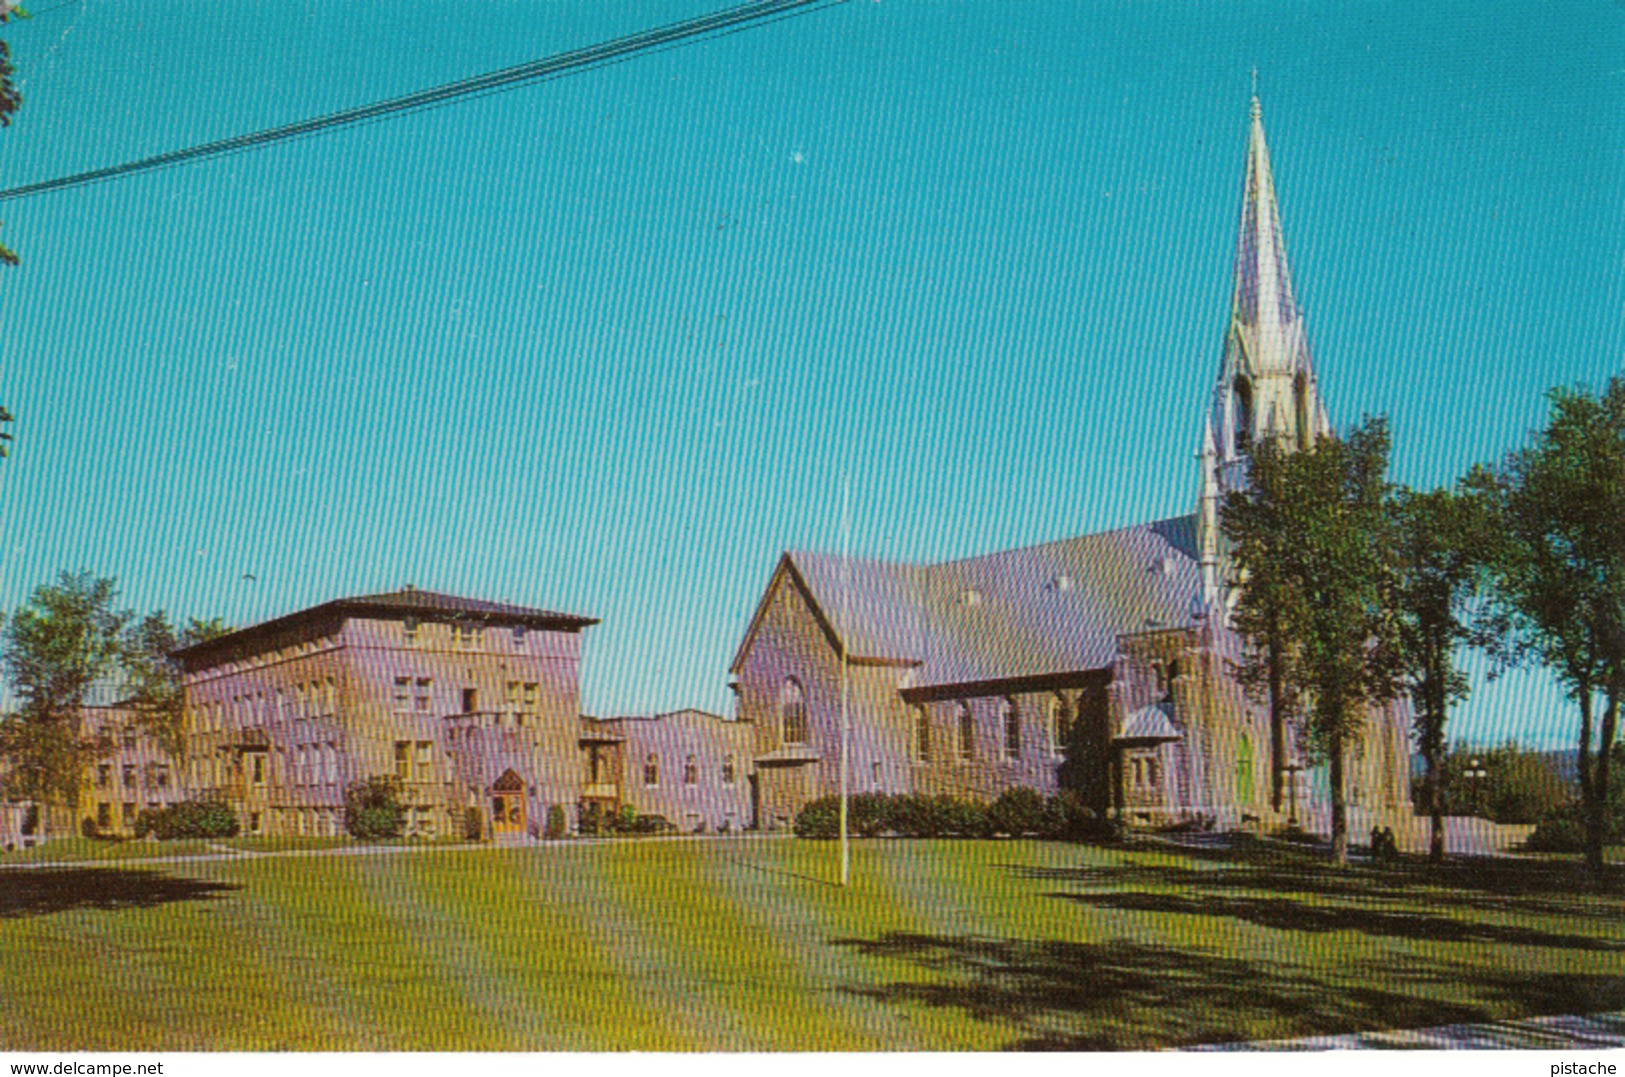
176,589,594,839
728,97,1415,837
583,709,754,832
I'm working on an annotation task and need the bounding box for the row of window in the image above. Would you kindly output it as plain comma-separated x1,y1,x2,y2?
95,763,170,791
192,679,339,734
401,619,531,652
776,679,1073,764
641,753,738,788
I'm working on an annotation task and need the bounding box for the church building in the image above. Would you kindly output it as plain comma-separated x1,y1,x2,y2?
728,97,1414,834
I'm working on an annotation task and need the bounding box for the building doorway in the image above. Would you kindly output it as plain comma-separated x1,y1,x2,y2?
490,769,527,836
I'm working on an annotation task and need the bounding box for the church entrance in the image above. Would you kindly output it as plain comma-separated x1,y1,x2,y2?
490,769,527,837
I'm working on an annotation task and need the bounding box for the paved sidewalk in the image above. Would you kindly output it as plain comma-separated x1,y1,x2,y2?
1194,1010,1625,1050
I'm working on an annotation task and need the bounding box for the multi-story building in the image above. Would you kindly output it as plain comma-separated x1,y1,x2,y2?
78,703,186,838
175,587,598,839
580,709,754,832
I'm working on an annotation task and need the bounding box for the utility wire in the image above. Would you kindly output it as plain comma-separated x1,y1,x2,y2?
0,0,848,203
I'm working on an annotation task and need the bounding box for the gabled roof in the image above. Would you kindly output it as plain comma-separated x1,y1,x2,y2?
732,515,1203,691
176,587,598,671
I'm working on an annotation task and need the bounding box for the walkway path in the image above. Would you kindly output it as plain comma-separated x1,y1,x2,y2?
1195,1010,1625,1050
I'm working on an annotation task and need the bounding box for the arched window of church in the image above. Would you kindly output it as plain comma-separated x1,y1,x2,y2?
1233,376,1254,453
1294,372,1311,451
683,754,698,786
644,754,659,787
957,703,974,761
780,678,807,745
1049,695,1069,757
1002,698,1021,761
912,706,931,764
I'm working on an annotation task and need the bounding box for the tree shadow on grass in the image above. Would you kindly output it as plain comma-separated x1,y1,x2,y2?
1050,889,1622,951
831,931,1625,1050
0,869,238,919
1012,846,1625,922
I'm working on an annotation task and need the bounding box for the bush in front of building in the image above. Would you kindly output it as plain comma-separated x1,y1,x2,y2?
463,805,485,841
793,796,841,839
933,796,991,838
545,804,568,840
134,799,241,841
987,788,1049,837
344,776,406,841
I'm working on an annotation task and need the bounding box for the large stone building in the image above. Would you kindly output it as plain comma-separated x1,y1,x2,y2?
729,97,1414,834
172,588,753,839
175,587,599,839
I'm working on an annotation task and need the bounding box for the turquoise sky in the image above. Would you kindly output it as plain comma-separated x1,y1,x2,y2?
0,0,1619,746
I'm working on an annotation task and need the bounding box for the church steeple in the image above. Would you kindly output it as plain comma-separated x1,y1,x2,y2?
1209,94,1325,462
1197,94,1331,610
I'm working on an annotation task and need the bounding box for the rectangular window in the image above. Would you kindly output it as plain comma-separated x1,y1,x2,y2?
121,802,135,826
250,811,263,835
122,726,138,750
251,755,265,785
393,677,411,709
154,764,170,790
122,764,137,789
913,709,931,764
512,625,527,647
404,617,419,645
415,741,432,774
96,764,111,789
523,682,538,708
415,678,432,712
97,802,112,829
394,741,412,781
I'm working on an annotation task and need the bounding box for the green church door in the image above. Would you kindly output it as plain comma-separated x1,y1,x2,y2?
1235,736,1254,807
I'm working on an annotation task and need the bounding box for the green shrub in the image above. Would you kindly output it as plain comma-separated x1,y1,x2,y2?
344,776,406,840
987,787,1047,837
544,804,568,840
935,796,990,838
80,816,99,839
794,796,840,839
137,799,240,840
849,793,893,838
463,806,485,841
624,813,673,835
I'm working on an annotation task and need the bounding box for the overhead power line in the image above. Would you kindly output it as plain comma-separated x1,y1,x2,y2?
0,0,848,203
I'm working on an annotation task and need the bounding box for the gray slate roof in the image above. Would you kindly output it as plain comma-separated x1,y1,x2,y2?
787,515,1202,689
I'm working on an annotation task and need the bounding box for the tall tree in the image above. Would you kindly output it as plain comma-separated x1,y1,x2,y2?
1218,441,1307,814
1391,485,1488,863
123,613,231,760
1472,379,1625,888
1223,417,1405,864
0,572,129,819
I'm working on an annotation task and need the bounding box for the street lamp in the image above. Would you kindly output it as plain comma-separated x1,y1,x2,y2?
1283,758,1304,829
1463,756,1488,818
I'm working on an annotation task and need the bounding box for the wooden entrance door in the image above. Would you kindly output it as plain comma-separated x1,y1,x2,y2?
491,769,527,836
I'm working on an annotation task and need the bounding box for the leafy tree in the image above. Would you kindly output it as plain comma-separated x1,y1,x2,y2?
344,776,406,840
0,5,20,268
0,572,129,817
122,613,230,759
1391,486,1489,862
1219,442,1308,815
1223,418,1405,864
1471,379,1625,887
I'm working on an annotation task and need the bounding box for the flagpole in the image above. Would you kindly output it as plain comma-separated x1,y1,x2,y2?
839,477,851,888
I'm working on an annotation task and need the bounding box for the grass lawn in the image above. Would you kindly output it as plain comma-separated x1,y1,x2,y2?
0,837,219,864
0,836,1620,1051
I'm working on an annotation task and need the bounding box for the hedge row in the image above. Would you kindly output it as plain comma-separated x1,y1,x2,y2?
793,788,1114,841
134,799,240,840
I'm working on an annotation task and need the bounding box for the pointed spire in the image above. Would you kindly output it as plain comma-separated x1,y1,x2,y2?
1230,94,1303,375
